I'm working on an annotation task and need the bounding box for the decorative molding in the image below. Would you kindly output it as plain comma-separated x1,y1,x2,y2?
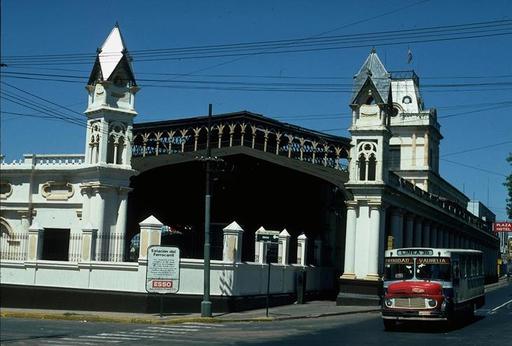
41,181,74,201
0,181,13,199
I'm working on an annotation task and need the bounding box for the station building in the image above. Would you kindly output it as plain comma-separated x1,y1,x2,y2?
0,26,499,311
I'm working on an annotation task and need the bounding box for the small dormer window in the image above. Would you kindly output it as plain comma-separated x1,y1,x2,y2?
365,95,375,105
402,96,412,104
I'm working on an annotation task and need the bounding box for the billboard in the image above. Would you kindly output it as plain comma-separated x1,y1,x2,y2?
493,222,512,233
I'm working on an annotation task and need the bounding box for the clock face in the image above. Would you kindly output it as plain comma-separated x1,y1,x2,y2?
403,96,412,104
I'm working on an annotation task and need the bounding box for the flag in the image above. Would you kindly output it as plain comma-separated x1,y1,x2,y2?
407,48,413,64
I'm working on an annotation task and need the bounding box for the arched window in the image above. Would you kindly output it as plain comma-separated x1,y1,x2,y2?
367,154,376,181
365,95,375,105
356,141,378,181
358,153,367,181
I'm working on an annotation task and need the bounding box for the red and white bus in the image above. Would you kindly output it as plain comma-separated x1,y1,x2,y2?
382,247,485,330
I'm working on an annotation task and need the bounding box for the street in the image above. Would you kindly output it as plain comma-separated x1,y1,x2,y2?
1,283,510,346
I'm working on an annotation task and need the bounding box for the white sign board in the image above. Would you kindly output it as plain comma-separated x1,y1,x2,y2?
146,246,180,294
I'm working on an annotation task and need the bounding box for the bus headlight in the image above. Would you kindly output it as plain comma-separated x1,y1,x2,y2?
385,298,394,308
427,299,437,308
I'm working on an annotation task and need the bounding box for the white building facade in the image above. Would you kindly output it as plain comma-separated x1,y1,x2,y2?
0,28,499,310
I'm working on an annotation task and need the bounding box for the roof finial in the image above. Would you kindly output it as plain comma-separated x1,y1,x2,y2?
371,47,376,54
114,21,119,28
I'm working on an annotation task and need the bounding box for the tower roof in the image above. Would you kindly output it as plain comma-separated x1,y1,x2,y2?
87,25,136,86
351,49,390,104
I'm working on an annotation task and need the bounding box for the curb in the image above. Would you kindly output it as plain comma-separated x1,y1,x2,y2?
0,308,380,324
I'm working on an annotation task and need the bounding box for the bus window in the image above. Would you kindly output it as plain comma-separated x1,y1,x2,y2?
384,257,414,280
453,260,460,286
416,257,451,281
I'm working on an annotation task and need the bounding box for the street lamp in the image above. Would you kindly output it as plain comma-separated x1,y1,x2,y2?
201,104,213,317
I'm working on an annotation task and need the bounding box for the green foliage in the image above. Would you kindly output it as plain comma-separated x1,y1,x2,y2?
506,153,512,220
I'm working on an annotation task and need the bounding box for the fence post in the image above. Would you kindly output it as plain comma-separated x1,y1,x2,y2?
27,222,44,261
222,221,244,263
81,224,97,261
138,215,162,262
278,229,291,265
297,233,308,266
254,226,266,264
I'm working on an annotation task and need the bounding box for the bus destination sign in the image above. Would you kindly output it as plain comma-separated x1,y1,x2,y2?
397,249,434,256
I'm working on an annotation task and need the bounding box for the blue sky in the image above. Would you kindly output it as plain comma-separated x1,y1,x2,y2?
1,0,511,220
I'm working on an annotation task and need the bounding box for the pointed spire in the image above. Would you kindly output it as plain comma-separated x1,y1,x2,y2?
351,49,390,104
87,24,136,86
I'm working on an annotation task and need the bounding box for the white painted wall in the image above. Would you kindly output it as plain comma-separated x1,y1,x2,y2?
0,259,332,296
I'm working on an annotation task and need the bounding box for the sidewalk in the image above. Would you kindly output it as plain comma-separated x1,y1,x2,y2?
0,301,379,325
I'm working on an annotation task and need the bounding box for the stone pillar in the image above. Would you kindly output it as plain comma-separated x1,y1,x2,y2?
367,203,382,280
404,214,414,247
314,238,323,266
414,217,423,247
449,231,455,248
138,215,162,262
431,224,438,248
27,222,43,261
443,229,450,248
81,224,97,261
113,188,130,262
254,226,266,264
92,187,106,261
423,222,431,247
278,229,291,265
297,233,308,266
390,208,404,249
341,201,357,279
222,221,244,263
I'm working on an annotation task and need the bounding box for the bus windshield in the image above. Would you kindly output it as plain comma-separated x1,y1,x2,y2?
416,257,451,281
384,257,414,280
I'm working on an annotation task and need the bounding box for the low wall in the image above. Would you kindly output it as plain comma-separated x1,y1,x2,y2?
0,259,335,312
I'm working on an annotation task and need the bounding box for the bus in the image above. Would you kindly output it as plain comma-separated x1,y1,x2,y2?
381,247,485,330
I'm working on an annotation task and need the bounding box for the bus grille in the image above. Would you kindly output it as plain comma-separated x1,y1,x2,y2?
394,298,426,309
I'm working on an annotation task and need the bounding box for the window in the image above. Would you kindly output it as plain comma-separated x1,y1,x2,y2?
41,228,70,261
389,145,401,170
367,154,376,181
358,154,367,181
402,96,412,104
357,141,378,181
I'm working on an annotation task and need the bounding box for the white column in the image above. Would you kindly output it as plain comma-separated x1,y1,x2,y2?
93,188,106,261
222,221,244,263
113,188,129,262
297,233,308,266
278,229,291,265
367,203,382,280
27,222,44,261
390,208,404,249
423,222,431,247
341,202,357,279
404,214,414,247
138,215,162,262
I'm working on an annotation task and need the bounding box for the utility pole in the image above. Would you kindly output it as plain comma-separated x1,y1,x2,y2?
201,104,213,317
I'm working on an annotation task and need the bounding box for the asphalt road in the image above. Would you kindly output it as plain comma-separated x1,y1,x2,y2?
1,283,511,346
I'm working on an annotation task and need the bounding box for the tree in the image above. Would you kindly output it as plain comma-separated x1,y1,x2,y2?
506,153,512,220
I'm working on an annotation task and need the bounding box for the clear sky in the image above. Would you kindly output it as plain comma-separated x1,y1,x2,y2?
1,0,511,221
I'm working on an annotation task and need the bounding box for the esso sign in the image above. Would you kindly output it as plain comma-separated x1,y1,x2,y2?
152,280,173,289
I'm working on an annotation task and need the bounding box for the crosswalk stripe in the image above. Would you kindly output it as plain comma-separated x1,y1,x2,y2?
57,338,98,345
147,326,199,332
183,322,225,327
97,333,140,340
133,328,186,335
105,332,155,339
78,335,122,342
